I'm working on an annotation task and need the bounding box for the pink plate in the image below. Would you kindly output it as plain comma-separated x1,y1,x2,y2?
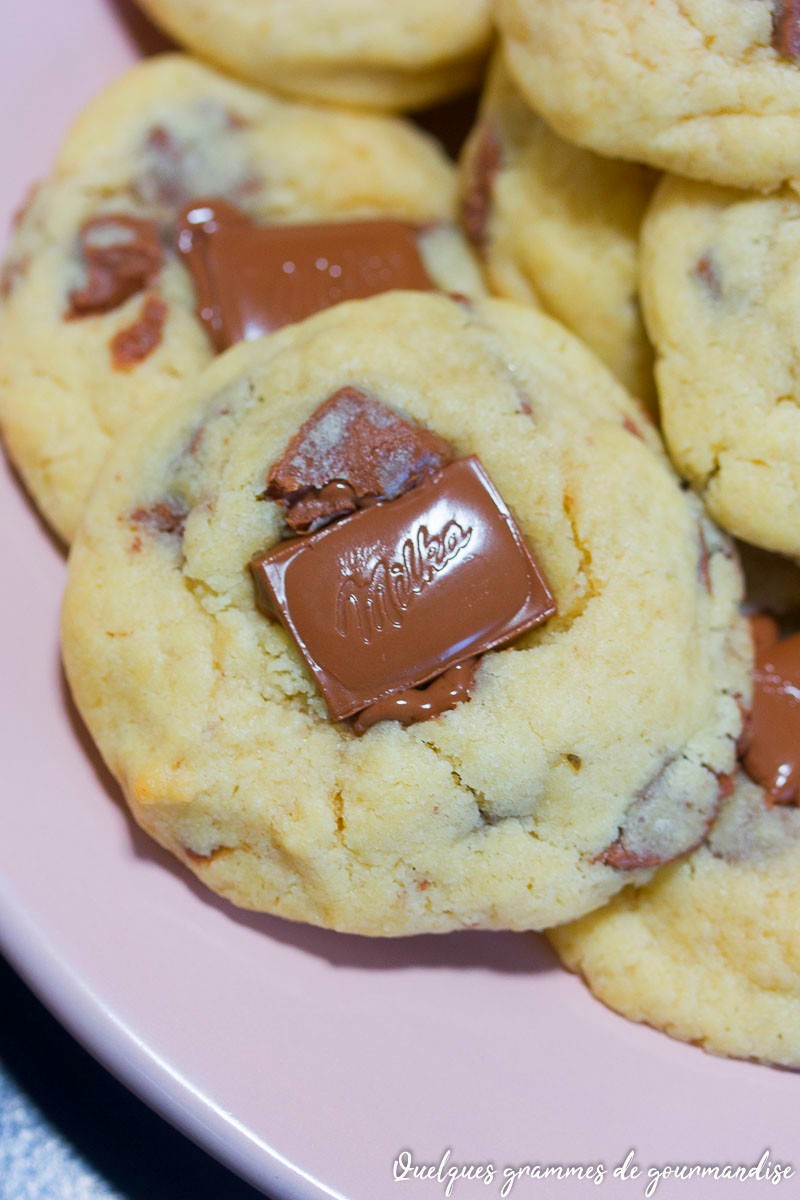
1,4,798,1198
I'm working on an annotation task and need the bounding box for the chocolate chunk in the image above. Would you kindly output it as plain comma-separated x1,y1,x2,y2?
351,658,480,735
111,295,167,370
595,756,724,870
68,215,163,317
741,615,800,805
265,387,453,533
129,497,189,538
176,199,434,352
460,121,502,253
251,457,555,722
773,0,800,59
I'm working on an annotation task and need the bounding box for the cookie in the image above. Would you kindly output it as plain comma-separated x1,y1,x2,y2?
62,290,749,936
495,0,800,189
0,55,482,543
459,55,657,406
134,0,492,111
640,176,800,558
550,605,800,1066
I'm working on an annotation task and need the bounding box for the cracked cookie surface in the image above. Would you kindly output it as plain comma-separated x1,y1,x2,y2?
62,292,750,935
640,175,800,558
0,54,481,543
459,55,657,406
134,0,492,111
495,0,800,189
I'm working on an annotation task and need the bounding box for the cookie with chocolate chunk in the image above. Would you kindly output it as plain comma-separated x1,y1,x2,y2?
0,55,482,543
459,55,657,405
62,291,749,935
639,176,800,558
550,601,800,1066
495,0,800,189
133,0,492,112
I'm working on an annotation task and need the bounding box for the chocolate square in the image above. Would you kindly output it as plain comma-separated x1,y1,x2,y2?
251,457,556,721
177,199,434,351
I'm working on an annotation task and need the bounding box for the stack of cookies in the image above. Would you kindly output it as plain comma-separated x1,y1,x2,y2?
0,0,797,1068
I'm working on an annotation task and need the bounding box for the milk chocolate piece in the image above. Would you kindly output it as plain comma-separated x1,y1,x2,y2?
68,215,163,317
176,199,434,351
266,387,453,533
251,457,555,722
741,615,800,805
351,658,480,735
773,0,800,60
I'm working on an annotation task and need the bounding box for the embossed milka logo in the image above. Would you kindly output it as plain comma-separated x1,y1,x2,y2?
336,518,472,644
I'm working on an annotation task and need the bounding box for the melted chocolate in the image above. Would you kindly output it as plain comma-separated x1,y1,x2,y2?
176,199,434,351
68,215,163,317
742,615,800,805
266,387,453,533
351,658,480,735
251,457,555,722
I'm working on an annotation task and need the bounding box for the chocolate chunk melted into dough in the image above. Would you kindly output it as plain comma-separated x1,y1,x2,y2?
351,659,480,735
177,199,434,351
773,0,800,60
111,295,167,370
742,614,800,805
68,215,163,317
129,497,189,539
265,387,453,533
460,122,502,253
595,756,731,871
251,457,556,724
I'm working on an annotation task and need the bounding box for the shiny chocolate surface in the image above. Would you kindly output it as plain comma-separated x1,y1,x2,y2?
251,457,556,722
742,614,800,805
351,658,480,735
177,199,434,351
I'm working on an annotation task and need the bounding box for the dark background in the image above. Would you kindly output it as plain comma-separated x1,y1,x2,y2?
0,952,268,1199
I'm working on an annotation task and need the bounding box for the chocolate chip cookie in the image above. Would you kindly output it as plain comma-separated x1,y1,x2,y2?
459,54,657,405
640,176,800,558
496,0,800,189
134,0,492,111
62,291,749,935
0,55,482,542
551,603,800,1065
